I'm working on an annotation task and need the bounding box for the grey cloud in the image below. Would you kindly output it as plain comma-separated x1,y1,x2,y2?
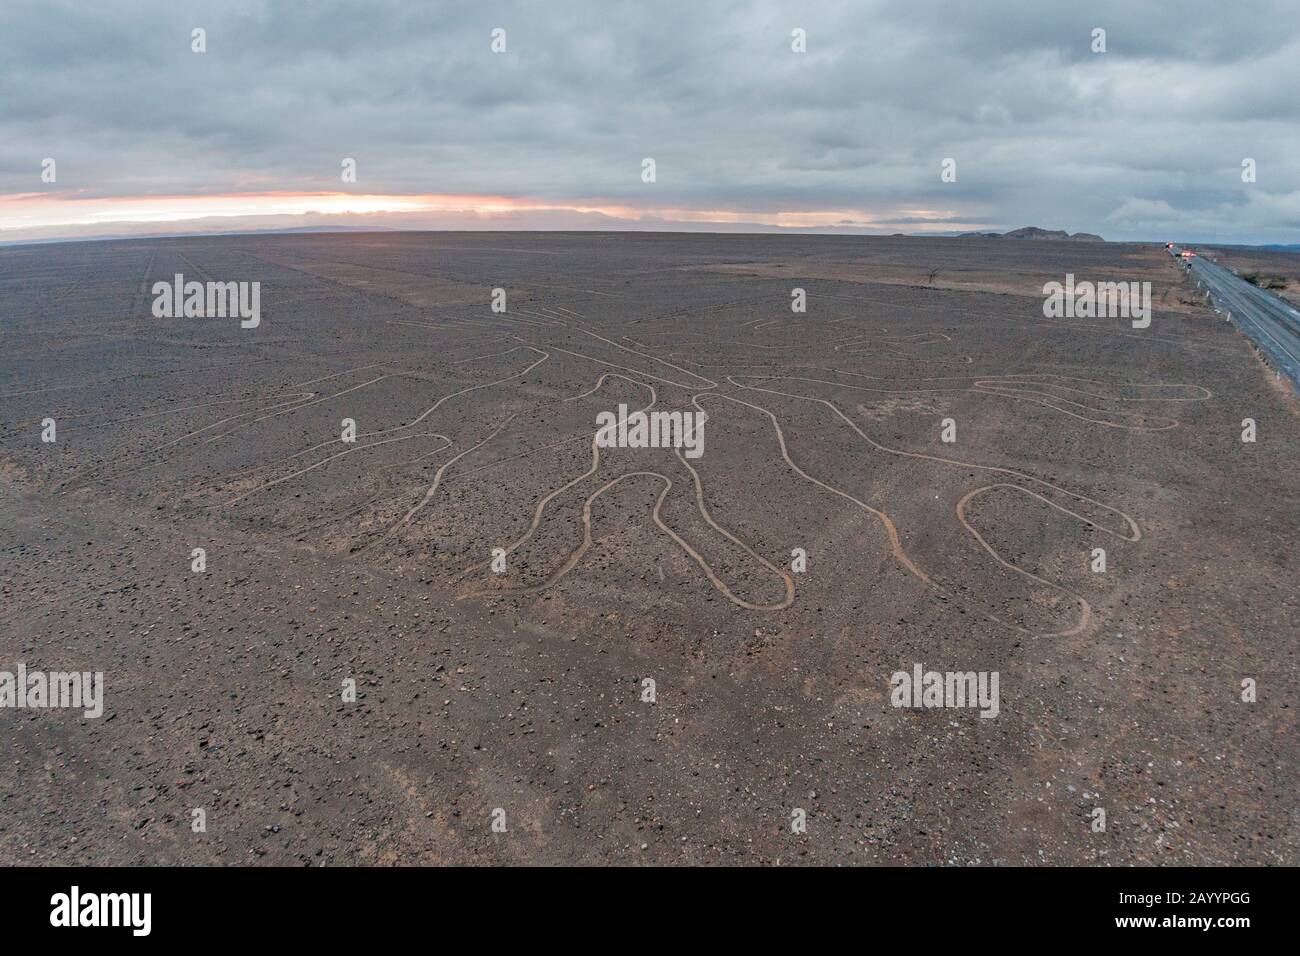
1,0,1297,242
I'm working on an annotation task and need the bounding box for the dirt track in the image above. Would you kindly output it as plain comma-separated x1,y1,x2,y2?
1,232,1297,864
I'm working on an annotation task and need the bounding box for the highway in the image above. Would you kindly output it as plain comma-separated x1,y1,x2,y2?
1176,248,1300,388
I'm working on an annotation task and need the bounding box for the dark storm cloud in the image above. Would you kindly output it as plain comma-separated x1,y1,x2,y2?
1,0,1297,241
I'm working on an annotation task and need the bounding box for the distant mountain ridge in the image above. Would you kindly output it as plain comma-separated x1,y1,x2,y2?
958,226,1105,242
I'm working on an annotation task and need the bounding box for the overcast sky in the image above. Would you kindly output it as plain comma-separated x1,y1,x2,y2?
2,0,1298,243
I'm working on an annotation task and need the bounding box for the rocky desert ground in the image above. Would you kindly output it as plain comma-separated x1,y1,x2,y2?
1,232,1296,865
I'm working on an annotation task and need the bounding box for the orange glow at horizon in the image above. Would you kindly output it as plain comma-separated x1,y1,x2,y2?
0,192,522,229
0,190,986,234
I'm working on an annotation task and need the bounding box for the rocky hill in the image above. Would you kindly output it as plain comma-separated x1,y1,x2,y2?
959,226,1105,242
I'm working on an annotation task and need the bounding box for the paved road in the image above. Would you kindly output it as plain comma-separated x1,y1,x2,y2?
1178,249,1300,387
